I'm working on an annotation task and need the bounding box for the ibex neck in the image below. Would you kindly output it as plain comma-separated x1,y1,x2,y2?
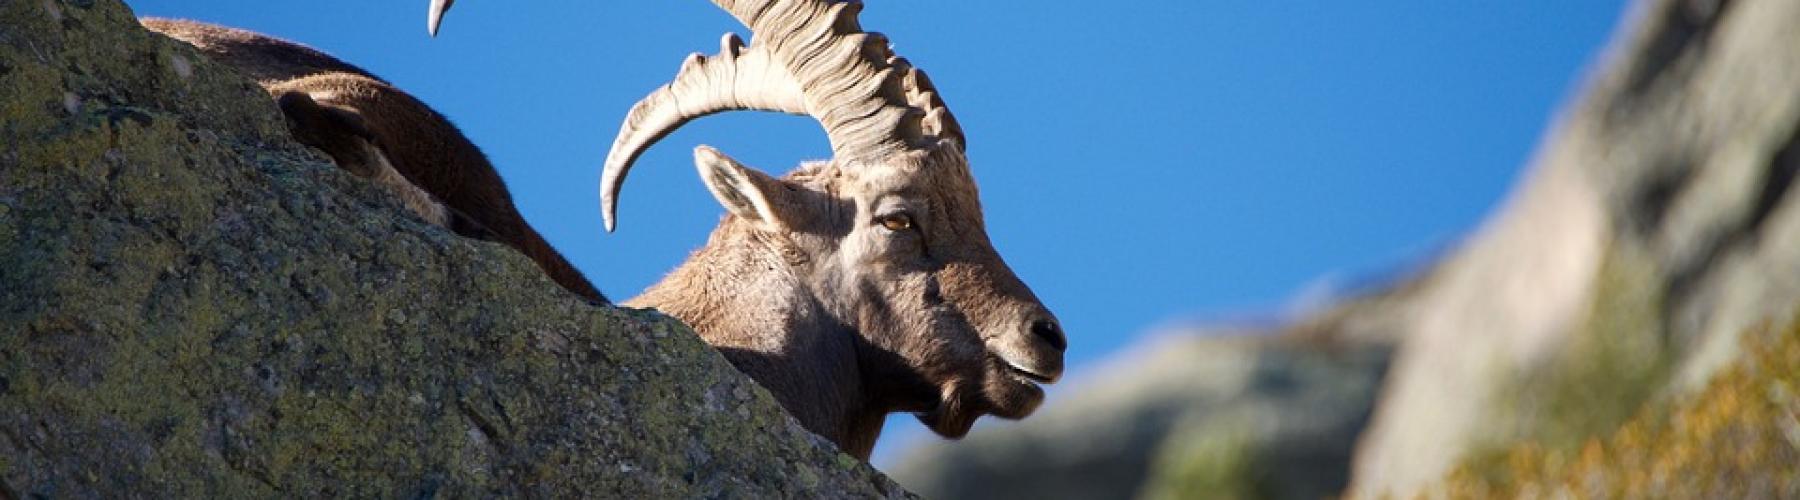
626,224,886,458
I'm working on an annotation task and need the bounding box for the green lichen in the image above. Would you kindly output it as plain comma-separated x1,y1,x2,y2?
1459,238,1675,486
1131,343,1386,500
1139,410,1263,500
1442,317,1800,498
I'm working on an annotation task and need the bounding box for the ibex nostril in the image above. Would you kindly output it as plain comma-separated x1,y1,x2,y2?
1029,319,1067,352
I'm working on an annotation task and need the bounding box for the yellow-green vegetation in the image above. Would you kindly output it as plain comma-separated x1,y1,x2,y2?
1139,410,1263,500
1132,342,1387,500
1459,241,1674,482
1442,319,1800,497
1522,242,1671,447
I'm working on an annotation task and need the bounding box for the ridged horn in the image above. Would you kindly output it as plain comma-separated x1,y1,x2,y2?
704,0,965,156
427,0,966,231
598,32,809,231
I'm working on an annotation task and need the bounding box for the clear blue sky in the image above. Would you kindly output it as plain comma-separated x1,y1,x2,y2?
131,0,1628,465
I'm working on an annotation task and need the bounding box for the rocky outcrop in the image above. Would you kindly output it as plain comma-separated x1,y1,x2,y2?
893,0,1800,497
891,291,1413,500
0,0,907,497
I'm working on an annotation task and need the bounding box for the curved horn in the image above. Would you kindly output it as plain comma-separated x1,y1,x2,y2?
428,0,454,37
601,0,963,231
599,33,809,231
424,0,965,229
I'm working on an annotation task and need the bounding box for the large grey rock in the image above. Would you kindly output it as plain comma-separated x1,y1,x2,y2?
0,0,908,497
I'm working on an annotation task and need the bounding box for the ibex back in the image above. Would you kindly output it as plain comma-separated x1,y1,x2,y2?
142,18,606,304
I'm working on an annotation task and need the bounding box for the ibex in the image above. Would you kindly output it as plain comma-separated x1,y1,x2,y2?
151,0,1068,460
579,0,1068,457
140,18,608,304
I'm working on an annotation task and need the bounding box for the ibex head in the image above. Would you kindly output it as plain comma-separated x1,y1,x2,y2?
433,0,1065,443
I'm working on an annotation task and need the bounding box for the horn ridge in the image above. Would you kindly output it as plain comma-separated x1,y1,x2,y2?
599,0,964,229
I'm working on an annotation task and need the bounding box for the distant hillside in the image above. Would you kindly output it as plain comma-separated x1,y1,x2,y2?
892,0,1800,497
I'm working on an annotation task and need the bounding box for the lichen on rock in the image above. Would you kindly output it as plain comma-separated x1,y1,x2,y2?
1442,318,1800,498
0,0,908,497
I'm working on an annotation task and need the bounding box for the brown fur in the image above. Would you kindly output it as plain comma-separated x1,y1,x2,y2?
633,147,1067,458
142,18,604,304
556,0,1068,457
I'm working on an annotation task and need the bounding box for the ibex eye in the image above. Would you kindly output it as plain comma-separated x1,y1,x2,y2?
878,213,914,231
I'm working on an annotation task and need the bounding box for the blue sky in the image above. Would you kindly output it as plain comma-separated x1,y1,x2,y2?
132,0,1628,465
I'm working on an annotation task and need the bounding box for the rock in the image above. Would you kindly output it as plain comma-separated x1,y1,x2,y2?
0,0,908,497
1439,319,1800,497
890,301,1399,500
888,279,1418,500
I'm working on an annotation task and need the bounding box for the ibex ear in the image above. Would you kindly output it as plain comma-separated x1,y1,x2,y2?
694,146,792,230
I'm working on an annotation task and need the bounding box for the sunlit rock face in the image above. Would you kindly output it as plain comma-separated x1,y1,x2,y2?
0,1,909,497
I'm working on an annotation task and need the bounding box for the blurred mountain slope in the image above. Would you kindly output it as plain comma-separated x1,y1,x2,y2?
892,289,1417,499
892,0,1800,497
1353,0,1800,494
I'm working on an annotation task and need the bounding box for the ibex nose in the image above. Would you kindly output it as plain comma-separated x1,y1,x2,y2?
1029,318,1067,353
